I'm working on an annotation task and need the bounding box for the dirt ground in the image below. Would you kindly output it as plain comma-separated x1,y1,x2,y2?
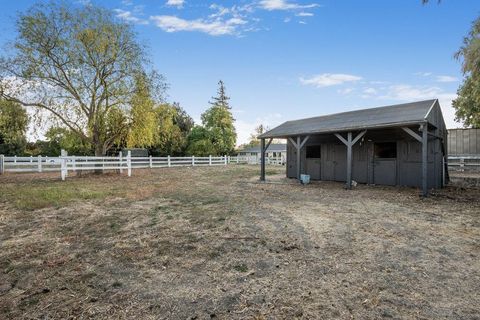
0,166,479,319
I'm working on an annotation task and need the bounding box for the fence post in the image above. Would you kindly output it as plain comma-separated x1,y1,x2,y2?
149,155,153,168
37,155,42,173
192,155,195,166
14,155,17,164
209,155,212,166
224,155,227,165
237,156,239,164
72,156,76,173
168,155,171,167
460,157,465,172
119,151,123,174
60,150,67,181
0,155,4,175
30,156,33,163
127,151,132,177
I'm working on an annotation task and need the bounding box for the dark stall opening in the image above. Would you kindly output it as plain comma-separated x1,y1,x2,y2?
374,142,397,158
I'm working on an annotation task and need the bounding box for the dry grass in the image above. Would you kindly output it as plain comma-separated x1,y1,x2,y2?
0,166,479,319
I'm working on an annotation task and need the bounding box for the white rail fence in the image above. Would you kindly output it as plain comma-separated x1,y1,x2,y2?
0,152,284,180
447,156,480,172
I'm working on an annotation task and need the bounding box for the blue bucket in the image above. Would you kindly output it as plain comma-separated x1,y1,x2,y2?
300,174,310,184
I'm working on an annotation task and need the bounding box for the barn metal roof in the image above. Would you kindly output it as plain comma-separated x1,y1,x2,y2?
259,99,437,138
238,143,286,153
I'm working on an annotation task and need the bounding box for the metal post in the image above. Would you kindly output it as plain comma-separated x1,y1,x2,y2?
422,124,428,197
260,138,266,181
192,155,195,166
209,155,212,165
0,154,4,175
346,132,352,189
37,155,42,173
127,150,132,177
167,155,171,167
149,155,153,168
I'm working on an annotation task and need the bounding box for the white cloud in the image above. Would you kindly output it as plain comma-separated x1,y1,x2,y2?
414,72,432,77
235,113,284,146
259,0,319,11
363,87,377,94
300,73,362,88
338,88,354,95
150,15,247,36
166,0,185,8
436,75,458,83
379,85,461,128
296,12,314,17
114,9,148,25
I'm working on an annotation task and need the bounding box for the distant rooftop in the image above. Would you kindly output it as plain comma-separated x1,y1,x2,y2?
238,143,286,153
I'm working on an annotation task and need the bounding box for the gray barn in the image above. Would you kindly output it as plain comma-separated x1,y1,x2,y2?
258,99,448,196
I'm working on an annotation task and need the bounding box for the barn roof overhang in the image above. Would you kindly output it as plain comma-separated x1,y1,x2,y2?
259,99,439,139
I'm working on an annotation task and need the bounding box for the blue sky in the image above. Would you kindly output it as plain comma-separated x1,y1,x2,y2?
1,0,478,144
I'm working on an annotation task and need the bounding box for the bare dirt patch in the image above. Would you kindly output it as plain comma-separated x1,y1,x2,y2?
0,166,479,319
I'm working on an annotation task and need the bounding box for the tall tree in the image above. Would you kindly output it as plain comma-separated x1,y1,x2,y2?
452,16,480,127
185,125,216,156
200,80,236,155
127,73,158,148
209,80,231,110
246,124,269,147
0,99,28,155
0,2,158,155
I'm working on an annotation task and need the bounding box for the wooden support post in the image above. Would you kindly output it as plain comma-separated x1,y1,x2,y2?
149,155,153,168
335,131,366,189
209,155,212,165
30,156,33,163
192,155,195,166
167,155,171,167
0,154,4,175
296,136,301,179
127,151,132,177
346,132,353,189
422,124,428,197
37,155,42,173
224,155,227,165
260,138,266,181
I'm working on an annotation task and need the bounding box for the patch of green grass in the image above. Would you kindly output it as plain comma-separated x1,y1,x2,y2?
0,181,115,210
233,263,248,273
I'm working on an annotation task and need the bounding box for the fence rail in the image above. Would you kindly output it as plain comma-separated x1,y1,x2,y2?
0,152,284,180
447,156,480,172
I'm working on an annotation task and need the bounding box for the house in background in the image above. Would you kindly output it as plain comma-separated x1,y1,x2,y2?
258,99,447,196
237,143,286,164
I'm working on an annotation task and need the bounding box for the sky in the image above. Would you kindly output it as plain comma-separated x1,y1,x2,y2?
0,0,479,145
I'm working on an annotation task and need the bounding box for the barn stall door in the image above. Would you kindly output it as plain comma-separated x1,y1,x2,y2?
373,142,397,186
305,145,321,180
322,144,335,180
334,144,347,182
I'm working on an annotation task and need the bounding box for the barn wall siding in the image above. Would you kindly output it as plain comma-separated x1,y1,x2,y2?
286,131,443,189
448,129,480,155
